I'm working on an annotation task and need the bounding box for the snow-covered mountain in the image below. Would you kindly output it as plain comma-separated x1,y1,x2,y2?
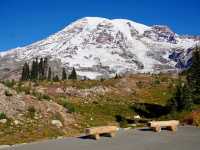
0,17,199,79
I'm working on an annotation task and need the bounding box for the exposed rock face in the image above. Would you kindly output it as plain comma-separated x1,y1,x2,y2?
0,84,26,118
0,17,199,79
0,55,22,80
144,25,177,43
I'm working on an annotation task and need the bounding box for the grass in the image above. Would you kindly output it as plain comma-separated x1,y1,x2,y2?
69,101,135,129
59,99,76,113
32,90,51,101
0,122,64,145
136,82,175,105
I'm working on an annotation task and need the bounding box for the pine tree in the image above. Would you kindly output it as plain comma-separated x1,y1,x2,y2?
180,84,193,110
187,46,200,104
114,73,119,79
167,80,193,112
30,58,39,80
48,67,52,81
68,67,77,80
38,58,44,80
53,75,59,82
30,60,36,80
35,58,39,80
43,57,48,79
21,62,30,81
62,68,67,80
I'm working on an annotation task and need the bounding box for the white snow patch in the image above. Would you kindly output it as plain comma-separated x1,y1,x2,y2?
77,71,102,79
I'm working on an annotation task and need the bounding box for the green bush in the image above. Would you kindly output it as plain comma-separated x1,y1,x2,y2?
154,79,160,85
60,98,76,113
3,80,15,88
32,91,50,101
4,90,13,97
14,83,31,94
115,115,129,128
42,94,51,100
0,112,6,119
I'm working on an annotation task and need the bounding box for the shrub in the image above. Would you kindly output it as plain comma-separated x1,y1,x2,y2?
28,106,36,118
153,79,160,85
19,86,31,94
60,98,76,113
4,90,13,97
0,112,6,119
115,115,129,128
15,82,23,93
132,103,169,118
32,91,50,101
3,80,15,88
136,81,144,88
42,94,51,100
14,82,32,94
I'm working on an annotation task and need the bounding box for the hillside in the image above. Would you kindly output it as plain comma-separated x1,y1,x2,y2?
1,74,200,145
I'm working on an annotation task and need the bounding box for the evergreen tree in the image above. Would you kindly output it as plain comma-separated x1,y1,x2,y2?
53,75,59,82
35,58,39,80
68,67,77,80
114,73,119,79
187,46,200,104
30,58,39,80
167,80,193,112
47,67,52,81
21,62,30,81
62,68,67,80
180,84,193,110
38,58,44,80
43,57,48,79
30,60,36,80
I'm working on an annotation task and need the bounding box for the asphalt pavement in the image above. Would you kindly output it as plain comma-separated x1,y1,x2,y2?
1,126,200,150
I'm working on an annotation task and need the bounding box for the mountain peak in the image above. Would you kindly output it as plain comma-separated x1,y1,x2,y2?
69,17,150,35
0,17,199,80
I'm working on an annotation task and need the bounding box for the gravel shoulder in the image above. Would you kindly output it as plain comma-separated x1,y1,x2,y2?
1,126,200,150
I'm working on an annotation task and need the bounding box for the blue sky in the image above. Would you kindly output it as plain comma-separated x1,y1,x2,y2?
0,0,199,51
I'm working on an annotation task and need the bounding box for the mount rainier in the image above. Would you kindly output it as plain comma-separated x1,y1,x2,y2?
0,17,199,79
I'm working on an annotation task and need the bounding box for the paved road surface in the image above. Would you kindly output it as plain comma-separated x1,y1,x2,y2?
1,126,200,150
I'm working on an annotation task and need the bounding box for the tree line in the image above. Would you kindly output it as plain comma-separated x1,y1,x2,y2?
21,57,77,81
167,46,200,112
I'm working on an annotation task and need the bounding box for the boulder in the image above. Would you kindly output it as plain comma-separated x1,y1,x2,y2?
14,120,20,125
51,120,63,128
0,119,7,124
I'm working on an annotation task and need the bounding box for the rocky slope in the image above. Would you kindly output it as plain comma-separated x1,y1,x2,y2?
0,83,74,126
0,17,199,79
